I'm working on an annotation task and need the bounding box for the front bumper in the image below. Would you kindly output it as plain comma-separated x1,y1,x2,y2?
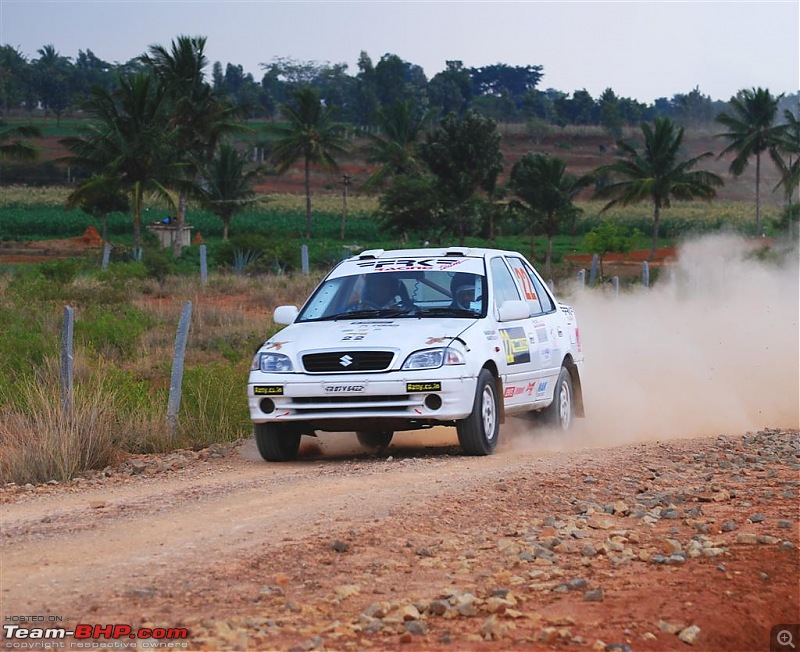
248,372,478,427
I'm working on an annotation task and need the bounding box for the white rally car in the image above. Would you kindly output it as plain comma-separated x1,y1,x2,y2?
248,247,585,461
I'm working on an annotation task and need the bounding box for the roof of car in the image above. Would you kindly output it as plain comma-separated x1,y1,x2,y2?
350,247,519,261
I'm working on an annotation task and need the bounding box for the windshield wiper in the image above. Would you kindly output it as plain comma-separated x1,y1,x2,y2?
306,308,409,322
409,307,479,318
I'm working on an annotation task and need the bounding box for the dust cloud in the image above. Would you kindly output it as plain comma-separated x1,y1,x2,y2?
511,233,799,453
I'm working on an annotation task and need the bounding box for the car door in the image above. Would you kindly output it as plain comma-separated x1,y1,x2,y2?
504,255,562,405
488,256,538,409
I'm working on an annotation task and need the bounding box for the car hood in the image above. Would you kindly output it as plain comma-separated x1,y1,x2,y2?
260,317,477,358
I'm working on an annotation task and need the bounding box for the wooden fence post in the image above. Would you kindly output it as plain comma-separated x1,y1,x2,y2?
60,306,74,415
167,301,192,436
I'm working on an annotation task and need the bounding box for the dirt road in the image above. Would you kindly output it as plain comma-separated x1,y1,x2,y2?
2,426,798,652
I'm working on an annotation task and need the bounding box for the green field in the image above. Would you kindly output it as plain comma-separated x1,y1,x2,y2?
0,186,782,257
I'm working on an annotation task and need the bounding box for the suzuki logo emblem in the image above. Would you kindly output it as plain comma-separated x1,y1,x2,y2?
339,354,354,367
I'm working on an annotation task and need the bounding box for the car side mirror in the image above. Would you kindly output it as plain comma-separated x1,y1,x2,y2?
273,305,299,325
497,299,530,322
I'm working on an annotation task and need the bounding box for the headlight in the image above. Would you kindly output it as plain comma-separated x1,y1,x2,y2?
401,347,465,370
251,352,294,372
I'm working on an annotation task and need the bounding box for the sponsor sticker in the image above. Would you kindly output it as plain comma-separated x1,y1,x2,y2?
499,327,531,365
356,258,467,271
533,322,549,343
253,385,284,396
406,381,442,392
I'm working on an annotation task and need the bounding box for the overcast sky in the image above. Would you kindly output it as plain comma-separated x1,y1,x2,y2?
1,0,798,104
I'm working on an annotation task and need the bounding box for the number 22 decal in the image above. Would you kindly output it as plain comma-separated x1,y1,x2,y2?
513,268,538,301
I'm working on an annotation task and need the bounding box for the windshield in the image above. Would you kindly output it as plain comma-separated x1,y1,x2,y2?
297,269,487,322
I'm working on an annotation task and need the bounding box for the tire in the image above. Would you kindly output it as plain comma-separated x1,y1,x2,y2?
356,430,394,450
542,366,574,431
457,368,500,456
254,422,302,462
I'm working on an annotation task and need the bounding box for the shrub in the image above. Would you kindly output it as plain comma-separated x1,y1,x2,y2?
39,259,79,284
0,371,122,484
142,247,174,285
176,362,252,447
771,202,800,235
101,261,149,284
74,305,152,360
213,234,300,273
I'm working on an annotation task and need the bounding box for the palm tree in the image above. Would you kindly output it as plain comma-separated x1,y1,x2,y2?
269,87,348,238
774,105,800,206
140,36,245,256
361,99,431,190
200,144,261,241
0,120,41,159
59,73,186,250
595,117,724,259
34,45,71,124
715,87,784,235
65,173,129,244
508,153,591,277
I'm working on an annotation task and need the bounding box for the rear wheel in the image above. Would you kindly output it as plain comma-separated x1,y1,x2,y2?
457,369,499,456
254,423,302,462
356,430,394,450
542,366,574,431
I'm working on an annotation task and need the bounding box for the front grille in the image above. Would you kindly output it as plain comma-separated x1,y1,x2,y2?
289,394,412,414
292,395,405,405
302,351,395,373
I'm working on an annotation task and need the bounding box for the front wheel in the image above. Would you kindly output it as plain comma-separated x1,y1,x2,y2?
542,366,574,431
456,369,499,456
356,431,393,450
254,422,302,462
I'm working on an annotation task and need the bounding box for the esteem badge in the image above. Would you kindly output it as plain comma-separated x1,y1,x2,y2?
253,385,284,395
406,382,442,392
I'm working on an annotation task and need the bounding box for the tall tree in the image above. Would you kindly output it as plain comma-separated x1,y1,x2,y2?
715,87,784,234
200,144,261,241
468,63,543,106
378,174,443,242
33,45,73,124
373,54,427,111
672,87,716,126
598,88,623,138
269,86,348,238
508,153,591,277
140,35,244,256
59,73,185,250
428,60,472,117
74,49,113,96
361,99,431,190
595,117,724,258
419,110,503,244
0,46,30,115
353,51,379,127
